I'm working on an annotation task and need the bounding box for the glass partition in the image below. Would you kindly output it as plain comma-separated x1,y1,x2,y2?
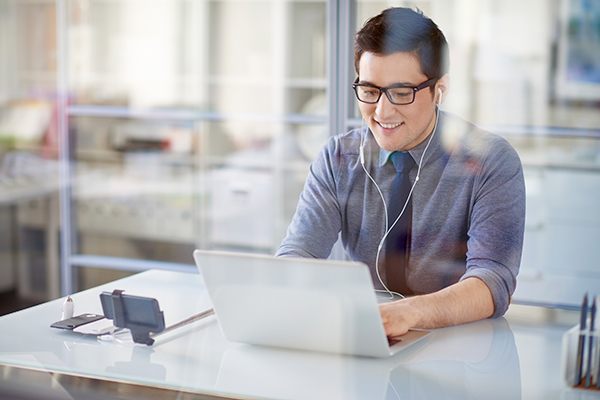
0,0,327,297
62,0,327,290
1,0,599,307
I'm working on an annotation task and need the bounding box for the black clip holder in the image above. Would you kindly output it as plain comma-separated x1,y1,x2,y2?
100,290,165,345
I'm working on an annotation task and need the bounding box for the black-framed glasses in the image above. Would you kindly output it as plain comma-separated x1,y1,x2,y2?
352,77,438,105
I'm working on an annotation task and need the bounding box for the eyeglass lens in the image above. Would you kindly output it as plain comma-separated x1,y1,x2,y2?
354,86,415,105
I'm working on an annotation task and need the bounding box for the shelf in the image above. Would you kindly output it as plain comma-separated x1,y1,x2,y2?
206,155,310,171
285,78,327,89
483,124,600,139
12,71,56,81
67,105,327,124
68,254,196,274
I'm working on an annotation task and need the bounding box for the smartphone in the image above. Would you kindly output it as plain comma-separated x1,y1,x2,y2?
50,313,105,330
100,291,163,328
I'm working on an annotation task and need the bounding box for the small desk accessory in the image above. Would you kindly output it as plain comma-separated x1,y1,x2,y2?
73,318,118,335
100,290,165,346
100,289,215,346
562,292,600,390
61,295,74,320
50,313,105,330
51,289,214,346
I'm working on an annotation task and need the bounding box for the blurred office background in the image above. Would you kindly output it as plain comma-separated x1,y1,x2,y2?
0,0,598,313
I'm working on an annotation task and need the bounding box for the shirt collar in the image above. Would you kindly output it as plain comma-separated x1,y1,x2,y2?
378,108,446,167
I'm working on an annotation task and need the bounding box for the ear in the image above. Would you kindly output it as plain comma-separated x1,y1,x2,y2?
435,74,450,105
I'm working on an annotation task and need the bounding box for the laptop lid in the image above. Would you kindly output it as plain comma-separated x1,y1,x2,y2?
193,250,428,358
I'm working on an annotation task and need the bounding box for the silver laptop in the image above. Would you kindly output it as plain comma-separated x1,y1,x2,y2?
193,250,429,358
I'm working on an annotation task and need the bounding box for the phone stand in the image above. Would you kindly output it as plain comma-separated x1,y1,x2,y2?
100,289,165,345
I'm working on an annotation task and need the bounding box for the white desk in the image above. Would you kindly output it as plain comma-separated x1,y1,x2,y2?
0,270,594,400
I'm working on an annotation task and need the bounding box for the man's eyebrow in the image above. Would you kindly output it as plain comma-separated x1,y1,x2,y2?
357,79,377,86
357,79,415,87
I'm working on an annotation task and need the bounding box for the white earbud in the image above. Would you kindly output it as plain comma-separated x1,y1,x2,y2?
360,141,365,165
438,88,443,106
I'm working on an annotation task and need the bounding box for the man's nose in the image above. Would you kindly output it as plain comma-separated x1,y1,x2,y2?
375,92,395,119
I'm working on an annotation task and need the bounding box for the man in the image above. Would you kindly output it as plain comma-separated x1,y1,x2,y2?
276,7,525,338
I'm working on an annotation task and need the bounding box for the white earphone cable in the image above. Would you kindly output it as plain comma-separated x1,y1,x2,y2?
361,91,442,300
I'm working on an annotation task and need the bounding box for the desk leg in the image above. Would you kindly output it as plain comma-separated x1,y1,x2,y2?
0,205,16,292
16,203,31,299
46,195,60,300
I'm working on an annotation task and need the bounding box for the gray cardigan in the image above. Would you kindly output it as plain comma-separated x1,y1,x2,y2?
276,111,526,318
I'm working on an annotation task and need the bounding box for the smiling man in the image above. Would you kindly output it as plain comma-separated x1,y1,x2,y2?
276,7,525,337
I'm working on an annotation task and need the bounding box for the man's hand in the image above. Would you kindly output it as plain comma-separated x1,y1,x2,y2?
379,298,422,336
378,277,495,336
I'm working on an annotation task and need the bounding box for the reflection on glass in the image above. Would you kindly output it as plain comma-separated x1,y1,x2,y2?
105,347,166,381
352,1,600,307
555,0,600,101
508,134,600,306
213,318,520,400
2,0,597,309
390,318,521,400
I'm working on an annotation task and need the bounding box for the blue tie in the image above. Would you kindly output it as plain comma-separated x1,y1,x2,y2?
385,151,415,295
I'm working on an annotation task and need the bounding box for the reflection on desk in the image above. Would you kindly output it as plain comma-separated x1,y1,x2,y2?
0,270,586,400
211,318,519,400
389,319,520,400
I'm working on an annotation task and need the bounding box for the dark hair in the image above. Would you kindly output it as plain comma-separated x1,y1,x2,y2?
354,7,449,84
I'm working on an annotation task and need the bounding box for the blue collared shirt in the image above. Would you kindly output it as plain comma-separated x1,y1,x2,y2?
276,111,526,318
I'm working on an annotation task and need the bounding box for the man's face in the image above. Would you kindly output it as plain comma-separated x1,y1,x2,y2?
357,51,439,152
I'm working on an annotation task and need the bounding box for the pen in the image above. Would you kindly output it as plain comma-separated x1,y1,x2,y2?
586,296,596,387
596,298,600,389
576,293,588,387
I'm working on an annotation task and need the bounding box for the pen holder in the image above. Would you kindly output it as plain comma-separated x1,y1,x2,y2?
562,324,600,390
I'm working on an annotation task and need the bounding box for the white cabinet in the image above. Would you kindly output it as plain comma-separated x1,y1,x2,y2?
514,139,600,307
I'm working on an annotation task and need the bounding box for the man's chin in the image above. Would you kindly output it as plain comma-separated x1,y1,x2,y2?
372,135,403,152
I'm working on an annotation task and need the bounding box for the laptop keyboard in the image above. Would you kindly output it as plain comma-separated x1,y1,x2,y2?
388,336,402,347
